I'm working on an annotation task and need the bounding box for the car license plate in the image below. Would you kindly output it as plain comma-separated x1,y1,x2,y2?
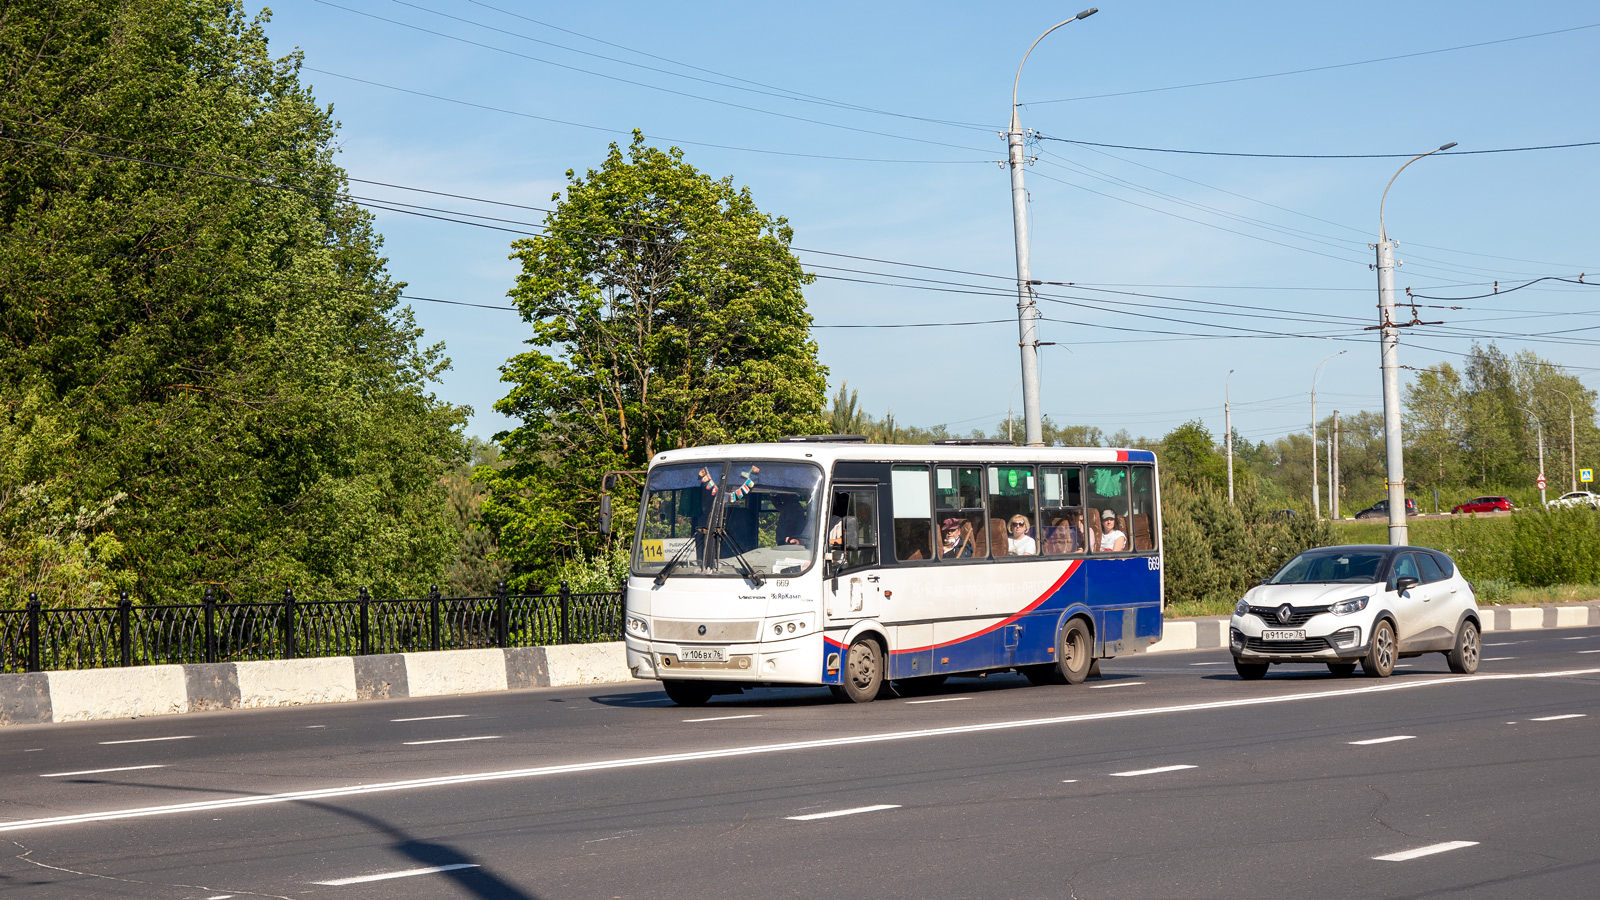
1261,629,1306,641
679,647,727,662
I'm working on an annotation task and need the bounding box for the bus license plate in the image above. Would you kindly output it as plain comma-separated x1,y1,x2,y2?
680,647,727,662
1262,629,1305,641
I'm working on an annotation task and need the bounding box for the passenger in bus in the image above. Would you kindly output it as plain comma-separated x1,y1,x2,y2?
1098,511,1128,552
940,517,975,559
1006,515,1037,555
1042,513,1080,554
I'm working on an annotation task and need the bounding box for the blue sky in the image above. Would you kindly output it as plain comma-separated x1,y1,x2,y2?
260,1,1600,448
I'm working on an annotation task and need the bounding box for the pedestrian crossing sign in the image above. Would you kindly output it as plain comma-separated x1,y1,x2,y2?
1583,468,1594,484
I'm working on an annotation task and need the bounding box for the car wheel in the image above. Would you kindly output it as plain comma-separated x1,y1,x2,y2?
839,637,883,703
662,680,714,707
1362,620,1396,677
1327,662,1357,677
1447,619,1481,675
1234,658,1268,680
1057,618,1093,684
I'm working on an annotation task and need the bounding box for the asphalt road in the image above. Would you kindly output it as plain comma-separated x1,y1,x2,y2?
3,627,1599,899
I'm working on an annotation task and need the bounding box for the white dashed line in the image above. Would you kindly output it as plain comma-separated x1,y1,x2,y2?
1090,682,1146,689
1486,641,1528,646
402,736,500,746
682,714,763,723
1393,664,1412,669
1189,662,1226,666
1481,657,1515,661
1374,840,1477,862
1350,735,1415,746
1110,764,1196,777
305,725,325,729
1529,714,1586,722
786,804,900,821
391,714,469,722
98,736,193,745
1562,635,1595,640
1061,779,1079,783
42,765,167,778
1578,650,1600,655
905,697,971,705
315,864,480,885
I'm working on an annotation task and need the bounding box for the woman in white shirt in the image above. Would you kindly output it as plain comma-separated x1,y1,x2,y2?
1006,515,1037,556
1098,511,1127,552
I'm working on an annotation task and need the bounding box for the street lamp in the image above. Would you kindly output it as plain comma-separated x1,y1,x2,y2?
1516,405,1547,506
1225,369,1235,505
1311,350,1346,520
1549,387,1578,493
1007,7,1097,447
1374,141,1456,545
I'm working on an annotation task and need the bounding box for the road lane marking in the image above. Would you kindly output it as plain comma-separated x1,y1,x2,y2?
402,736,500,745
42,765,167,778
1110,764,1196,777
1393,664,1412,669
1486,641,1528,646
98,736,193,745
305,726,325,729
1190,662,1225,666
1563,636,1595,640
8,666,1599,834
786,804,900,821
1529,714,1586,721
1350,735,1415,745
905,697,970,704
391,715,469,722
314,864,480,885
1090,682,1146,689
1061,779,1079,783
1482,657,1514,661
1578,650,1600,654
682,714,763,723
1374,841,1477,862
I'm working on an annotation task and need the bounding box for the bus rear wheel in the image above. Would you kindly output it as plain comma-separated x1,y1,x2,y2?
662,680,714,707
1057,619,1093,685
836,637,883,703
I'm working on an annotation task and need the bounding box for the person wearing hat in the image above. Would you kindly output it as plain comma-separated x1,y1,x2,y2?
1006,514,1037,556
940,517,975,559
1098,511,1127,552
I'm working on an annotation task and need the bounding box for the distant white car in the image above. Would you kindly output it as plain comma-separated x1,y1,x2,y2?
1546,491,1600,510
1230,545,1481,679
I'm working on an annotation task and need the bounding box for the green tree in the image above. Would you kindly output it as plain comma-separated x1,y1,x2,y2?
1159,420,1227,491
0,0,466,603
481,134,828,585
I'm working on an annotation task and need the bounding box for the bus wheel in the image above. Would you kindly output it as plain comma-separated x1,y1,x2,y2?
662,680,714,707
1057,619,1092,685
839,638,883,703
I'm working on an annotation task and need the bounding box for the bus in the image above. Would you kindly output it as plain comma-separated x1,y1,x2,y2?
622,437,1163,705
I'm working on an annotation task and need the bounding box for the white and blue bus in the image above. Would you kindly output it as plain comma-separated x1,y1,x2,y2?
622,438,1163,705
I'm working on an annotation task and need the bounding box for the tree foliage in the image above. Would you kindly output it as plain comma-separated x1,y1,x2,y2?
0,0,466,604
480,135,828,585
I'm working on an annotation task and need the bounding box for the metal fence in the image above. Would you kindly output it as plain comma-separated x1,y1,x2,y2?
0,584,624,674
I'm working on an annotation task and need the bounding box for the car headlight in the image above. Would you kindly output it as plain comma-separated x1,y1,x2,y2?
1233,598,1251,617
1329,596,1370,616
625,616,650,637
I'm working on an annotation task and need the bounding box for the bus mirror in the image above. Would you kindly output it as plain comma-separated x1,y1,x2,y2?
599,494,612,535
843,515,860,551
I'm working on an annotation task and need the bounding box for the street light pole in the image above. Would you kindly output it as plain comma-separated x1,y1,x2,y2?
1008,7,1096,447
1550,387,1577,493
1375,141,1456,545
1225,369,1235,505
1517,405,1547,506
1311,350,1346,520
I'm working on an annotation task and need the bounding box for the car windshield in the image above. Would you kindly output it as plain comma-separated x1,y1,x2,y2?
632,461,823,578
1269,550,1387,585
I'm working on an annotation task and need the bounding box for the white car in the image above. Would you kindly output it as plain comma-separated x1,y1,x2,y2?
1546,491,1600,510
1229,545,1481,679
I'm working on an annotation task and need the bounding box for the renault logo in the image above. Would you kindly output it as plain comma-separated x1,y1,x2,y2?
1276,604,1294,625
697,625,707,636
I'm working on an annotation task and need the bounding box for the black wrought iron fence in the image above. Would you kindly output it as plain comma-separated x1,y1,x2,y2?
0,583,623,674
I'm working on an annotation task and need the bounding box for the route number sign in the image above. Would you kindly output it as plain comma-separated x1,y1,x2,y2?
1583,468,1594,484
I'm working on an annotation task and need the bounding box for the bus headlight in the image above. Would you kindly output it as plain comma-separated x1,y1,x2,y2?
625,616,650,638
766,614,814,638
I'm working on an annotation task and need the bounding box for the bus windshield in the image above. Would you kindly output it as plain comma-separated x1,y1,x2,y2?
633,461,823,578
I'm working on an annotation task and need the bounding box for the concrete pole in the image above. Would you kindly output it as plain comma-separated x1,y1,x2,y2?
1007,9,1095,448
1310,351,1344,520
1331,411,1341,519
1519,406,1547,506
1551,387,1577,492
1225,369,1235,505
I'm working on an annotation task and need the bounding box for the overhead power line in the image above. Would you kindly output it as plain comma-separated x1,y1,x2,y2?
1036,134,1600,159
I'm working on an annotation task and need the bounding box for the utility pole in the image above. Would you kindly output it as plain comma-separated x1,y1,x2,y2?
1331,411,1341,519
1311,351,1345,520
1518,406,1547,506
1551,387,1577,492
1007,8,1095,447
1373,142,1455,545
1225,369,1235,505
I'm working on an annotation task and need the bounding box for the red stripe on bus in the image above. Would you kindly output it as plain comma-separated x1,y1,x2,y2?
892,559,1083,654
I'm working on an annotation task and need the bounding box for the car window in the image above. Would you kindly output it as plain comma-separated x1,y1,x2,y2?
1392,553,1421,584
1430,551,1455,578
1416,553,1446,583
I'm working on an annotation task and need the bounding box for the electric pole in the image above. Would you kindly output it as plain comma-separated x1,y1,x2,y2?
1331,411,1341,519
1225,369,1235,505
1311,350,1344,519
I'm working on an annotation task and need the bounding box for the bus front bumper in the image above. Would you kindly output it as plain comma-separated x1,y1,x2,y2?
625,634,820,683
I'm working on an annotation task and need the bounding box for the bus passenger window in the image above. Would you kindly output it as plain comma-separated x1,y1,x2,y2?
1087,465,1130,553
935,466,988,559
891,466,933,562
987,466,1037,556
1130,466,1159,553
1039,466,1085,556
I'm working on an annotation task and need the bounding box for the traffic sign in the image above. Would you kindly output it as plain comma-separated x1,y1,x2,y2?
1536,473,1546,490
1583,468,1595,484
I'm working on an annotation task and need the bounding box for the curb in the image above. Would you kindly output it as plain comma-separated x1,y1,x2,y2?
1142,603,1600,654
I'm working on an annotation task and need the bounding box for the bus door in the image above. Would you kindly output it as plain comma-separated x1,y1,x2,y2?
826,484,882,622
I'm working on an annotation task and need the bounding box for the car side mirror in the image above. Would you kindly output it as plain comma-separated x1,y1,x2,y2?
842,515,860,552
1395,575,1420,593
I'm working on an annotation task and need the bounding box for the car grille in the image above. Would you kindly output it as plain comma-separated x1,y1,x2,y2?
1246,604,1331,627
1245,636,1331,653
651,619,762,643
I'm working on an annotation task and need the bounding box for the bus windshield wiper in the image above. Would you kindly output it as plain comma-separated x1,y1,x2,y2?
714,528,765,587
653,537,698,587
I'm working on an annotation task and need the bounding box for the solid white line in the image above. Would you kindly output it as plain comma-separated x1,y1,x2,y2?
98,736,193,745
786,804,900,821
1529,714,1586,721
682,714,763,723
314,864,479,885
1482,657,1515,661
1350,735,1415,746
402,736,500,746
1374,840,1478,862
905,697,970,705
391,714,469,722
1090,681,1145,689
1110,764,1196,777
6,666,1597,834
42,765,167,778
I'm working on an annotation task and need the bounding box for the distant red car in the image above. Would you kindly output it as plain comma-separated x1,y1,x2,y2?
1452,496,1513,514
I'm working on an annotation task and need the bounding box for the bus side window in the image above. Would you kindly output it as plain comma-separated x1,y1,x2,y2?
935,466,988,559
1130,466,1158,553
1087,465,1130,553
987,465,1038,556
890,466,933,562
1039,466,1085,556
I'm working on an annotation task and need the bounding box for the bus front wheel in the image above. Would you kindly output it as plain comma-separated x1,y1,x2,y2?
1057,619,1093,685
835,637,884,703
